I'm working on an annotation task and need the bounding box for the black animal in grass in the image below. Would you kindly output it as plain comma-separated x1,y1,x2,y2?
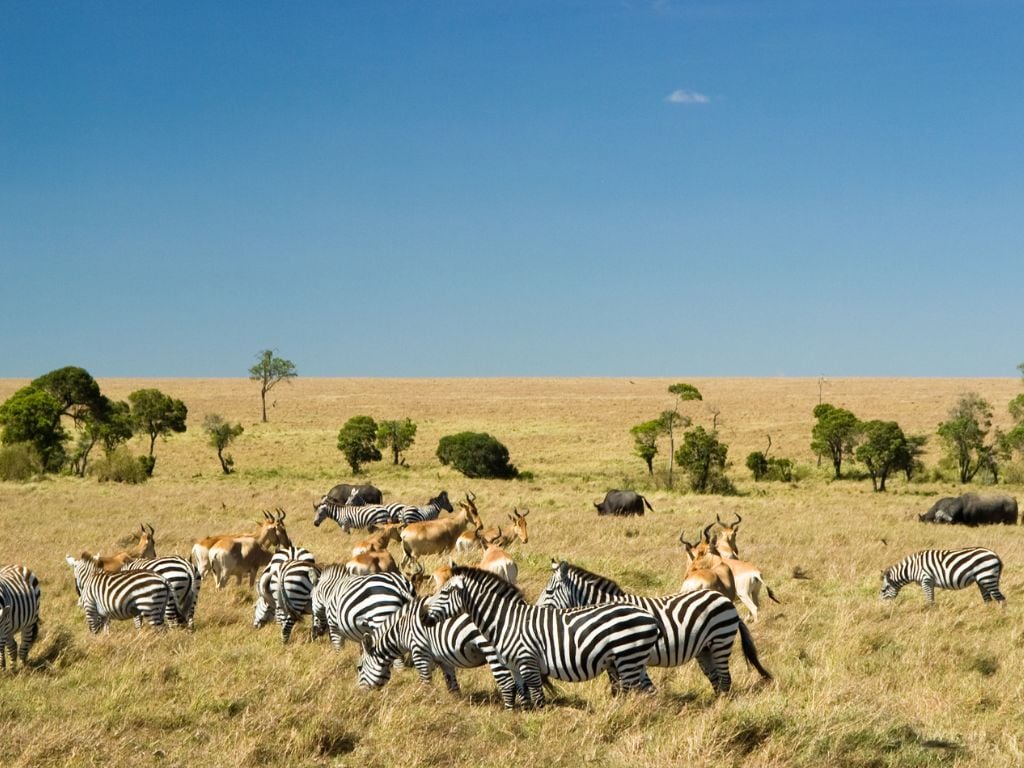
324,483,383,506
919,493,1018,526
593,490,654,517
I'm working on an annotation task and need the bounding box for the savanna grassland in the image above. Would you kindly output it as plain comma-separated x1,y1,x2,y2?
1,377,1023,768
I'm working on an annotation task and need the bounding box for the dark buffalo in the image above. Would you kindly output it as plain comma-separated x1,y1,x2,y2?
919,493,1018,525
324,483,383,506
594,490,654,517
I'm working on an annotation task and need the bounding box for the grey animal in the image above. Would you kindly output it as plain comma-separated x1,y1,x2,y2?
919,493,1018,526
593,490,654,517
322,484,383,507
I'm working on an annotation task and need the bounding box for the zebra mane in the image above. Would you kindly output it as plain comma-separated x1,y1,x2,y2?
451,565,527,603
561,562,627,596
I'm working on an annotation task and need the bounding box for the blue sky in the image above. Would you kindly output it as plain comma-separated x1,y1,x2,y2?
2,1,1022,377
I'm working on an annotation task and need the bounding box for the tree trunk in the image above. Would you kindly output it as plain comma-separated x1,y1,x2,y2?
260,384,268,423
149,433,157,458
392,445,400,465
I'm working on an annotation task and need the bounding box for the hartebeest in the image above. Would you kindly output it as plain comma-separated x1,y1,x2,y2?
207,510,291,588
86,524,157,573
399,494,481,567
455,507,530,553
679,526,736,600
478,529,518,584
192,511,285,579
345,548,399,576
684,521,780,619
351,523,404,558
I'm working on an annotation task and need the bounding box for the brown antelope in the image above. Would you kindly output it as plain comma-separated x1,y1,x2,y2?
345,548,399,576
86,524,156,573
455,507,530,552
192,511,284,578
679,526,736,600
351,523,404,558
207,510,291,588
478,529,518,584
712,514,780,620
399,495,481,567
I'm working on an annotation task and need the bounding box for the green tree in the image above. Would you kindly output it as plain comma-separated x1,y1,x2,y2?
630,419,662,475
894,434,928,481
937,392,994,483
855,420,908,492
337,415,382,474
249,349,298,423
746,451,769,481
31,366,107,426
675,426,731,494
0,386,67,471
1005,362,1024,457
436,432,518,479
665,383,702,488
128,389,188,476
70,397,134,477
204,414,244,474
810,403,860,479
376,418,417,465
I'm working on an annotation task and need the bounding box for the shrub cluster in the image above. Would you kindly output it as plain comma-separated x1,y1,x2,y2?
0,442,43,482
89,447,148,484
437,432,518,479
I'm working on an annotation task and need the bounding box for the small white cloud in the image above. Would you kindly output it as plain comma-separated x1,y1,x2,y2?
666,89,710,104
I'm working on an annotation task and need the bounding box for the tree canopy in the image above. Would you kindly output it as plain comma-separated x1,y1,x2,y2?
810,403,860,479
337,416,382,474
855,420,908,492
376,418,417,465
937,392,995,483
128,389,188,475
249,350,298,423
204,414,244,474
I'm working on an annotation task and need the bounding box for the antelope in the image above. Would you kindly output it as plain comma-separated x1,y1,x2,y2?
192,511,284,579
345,548,399,576
685,522,780,620
399,495,481,567
456,507,530,552
679,526,736,600
85,524,156,573
478,529,518,584
351,523,404,558
207,510,291,588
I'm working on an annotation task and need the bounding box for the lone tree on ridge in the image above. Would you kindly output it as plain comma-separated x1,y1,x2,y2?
249,349,297,423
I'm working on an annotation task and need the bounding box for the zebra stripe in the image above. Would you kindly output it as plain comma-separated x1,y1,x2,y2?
425,566,660,708
881,548,1006,604
537,561,770,694
313,502,396,533
397,491,453,525
0,565,41,669
126,556,200,628
67,556,173,633
357,596,518,708
254,559,320,643
318,570,415,651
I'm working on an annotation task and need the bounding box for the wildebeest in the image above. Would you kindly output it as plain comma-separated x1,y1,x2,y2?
919,493,1018,526
593,490,653,517
324,483,383,506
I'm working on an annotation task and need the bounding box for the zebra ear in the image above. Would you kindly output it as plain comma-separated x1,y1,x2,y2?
65,555,77,568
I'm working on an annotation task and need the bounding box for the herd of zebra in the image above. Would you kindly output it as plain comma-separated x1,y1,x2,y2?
0,485,1010,709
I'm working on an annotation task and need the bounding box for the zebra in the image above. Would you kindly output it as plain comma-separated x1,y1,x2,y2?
424,566,661,708
881,548,1006,605
319,570,415,651
313,501,399,533
537,560,771,694
66,555,177,633
125,556,201,628
357,596,518,708
396,490,453,525
253,558,320,643
0,565,41,669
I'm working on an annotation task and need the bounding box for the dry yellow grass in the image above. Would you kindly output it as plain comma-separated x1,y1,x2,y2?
1,377,1022,767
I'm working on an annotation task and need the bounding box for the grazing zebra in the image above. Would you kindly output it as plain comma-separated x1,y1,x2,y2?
66,555,176,633
396,491,454,525
253,558,320,643
125,556,201,628
0,565,41,669
537,561,771,694
357,596,518,708
424,566,661,708
313,501,398,533
881,548,1006,605
320,571,415,650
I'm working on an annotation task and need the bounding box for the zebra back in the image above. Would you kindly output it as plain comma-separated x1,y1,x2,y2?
325,571,415,650
314,501,393,533
68,557,172,632
126,556,200,628
0,565,41,667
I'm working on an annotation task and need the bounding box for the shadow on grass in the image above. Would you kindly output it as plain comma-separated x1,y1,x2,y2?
26,625,84,674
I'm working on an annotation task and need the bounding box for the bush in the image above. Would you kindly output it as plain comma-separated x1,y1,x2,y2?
0,442,43,482
436,432,518,479
89,446,148,484
675,427,733,494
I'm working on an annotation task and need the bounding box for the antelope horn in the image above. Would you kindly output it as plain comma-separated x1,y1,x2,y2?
520,508,529,517
278,508,287,522
466,490,476,503
732,513,742,526
678,531,690,546
146,524,155,536
702,524,714,543
716,514,724,525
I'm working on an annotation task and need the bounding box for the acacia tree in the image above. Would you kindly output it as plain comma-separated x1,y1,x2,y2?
937,392,994,483
70,397,134,477
128,389,188,476
1005,362,1024,457
630,419,662,475
376,418,417,465
855,420,908,492
665,383,702,488
338,415,381,474
204,414,244,474
810,403,860,479
249,350,298,423
675,426,731,494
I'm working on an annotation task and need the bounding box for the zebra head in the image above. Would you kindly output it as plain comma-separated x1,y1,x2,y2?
880,568,901,600
312,502,332,528
434,490,455,514
252,595,274,629
536,559,573,608
423,574,466,627
357,631,394,689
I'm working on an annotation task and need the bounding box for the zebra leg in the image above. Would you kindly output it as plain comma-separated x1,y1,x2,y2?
0,637,8,669
19,621,38,664
977,578,1006,605
412,649,434,683
920,576,935,603
707,638,734,694
439,663,460,694
696,649,720,692
280,617,294,644
518,657,546,708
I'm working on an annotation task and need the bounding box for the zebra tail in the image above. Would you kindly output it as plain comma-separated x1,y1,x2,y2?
737,620,772,680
